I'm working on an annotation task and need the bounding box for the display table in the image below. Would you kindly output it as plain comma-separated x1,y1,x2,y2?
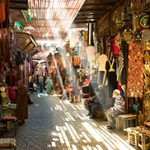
124,126,150,150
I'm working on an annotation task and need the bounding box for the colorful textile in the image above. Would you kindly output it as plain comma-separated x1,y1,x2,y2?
127,41,144,98
111,35,120,55
7,86,16,101
86,46,95,61
73,56,80,66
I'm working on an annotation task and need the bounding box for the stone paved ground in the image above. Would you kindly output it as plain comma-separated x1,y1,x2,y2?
1,92,135,150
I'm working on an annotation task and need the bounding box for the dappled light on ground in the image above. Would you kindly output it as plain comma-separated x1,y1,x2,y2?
46,100,135,150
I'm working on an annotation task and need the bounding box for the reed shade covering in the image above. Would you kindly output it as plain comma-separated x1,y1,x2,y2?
0,0,5,23
27,0,85,40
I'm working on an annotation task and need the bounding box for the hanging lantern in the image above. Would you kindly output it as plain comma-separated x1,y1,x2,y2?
0,0,5,23
123,29,133,42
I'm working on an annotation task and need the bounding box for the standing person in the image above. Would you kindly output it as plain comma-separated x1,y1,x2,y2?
33,82,38,92
45,76,52,95
43,75,47,90
16,80,28,124
106,89,125,129
39,75,44,93
28,75,33,92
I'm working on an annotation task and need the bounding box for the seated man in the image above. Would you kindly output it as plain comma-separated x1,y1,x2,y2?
87,85,106,118
80,77,96,108
82,78,95,99
106,89,125,129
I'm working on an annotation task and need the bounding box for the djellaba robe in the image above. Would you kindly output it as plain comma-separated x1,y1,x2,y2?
16,85,28,122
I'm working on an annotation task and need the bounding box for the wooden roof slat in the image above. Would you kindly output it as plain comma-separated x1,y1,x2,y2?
10,6,28,10
10,0,27,3
79,8,108,12
84,4,116,7
73,0,118,24
77,12,105,15
84,0,117,3
10,0,28,10
74,20,96,24
75,16,102,20
84,2,116,6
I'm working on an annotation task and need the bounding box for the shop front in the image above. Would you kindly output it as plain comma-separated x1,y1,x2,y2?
95,0,150,148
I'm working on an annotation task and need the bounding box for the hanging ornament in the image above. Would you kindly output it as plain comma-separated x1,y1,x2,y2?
14,21,23,30
134,28,142,41
140,15,150,29
0,0,5,23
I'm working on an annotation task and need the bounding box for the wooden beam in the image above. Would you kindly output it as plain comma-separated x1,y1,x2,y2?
74,20,96,24
10,0,28,9
76,16,101,20
85,0,117,3
10,2,28,9
82,5,112,10
10,0,27,2
71,23,87,28
77,12,105,16
84,1,116,6
10,0,28,4
80,8,108,12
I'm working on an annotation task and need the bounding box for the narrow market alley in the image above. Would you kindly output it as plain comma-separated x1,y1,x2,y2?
0,0,150,150
13,92,134,150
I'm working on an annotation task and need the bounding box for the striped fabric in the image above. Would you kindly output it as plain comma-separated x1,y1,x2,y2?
113,95,125,113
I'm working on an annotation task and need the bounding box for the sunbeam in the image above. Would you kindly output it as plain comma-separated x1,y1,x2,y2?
82,122,103,142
